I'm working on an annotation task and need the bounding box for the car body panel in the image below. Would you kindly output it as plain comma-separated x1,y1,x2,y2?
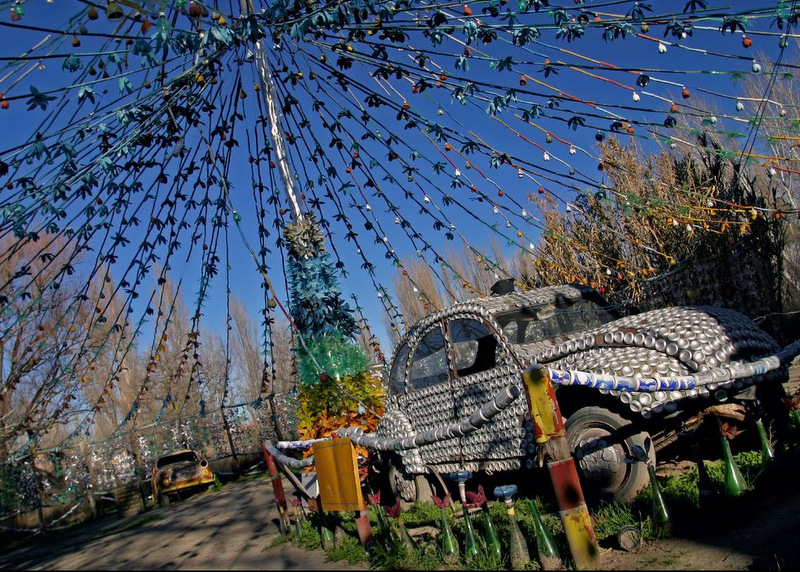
152,449,215,498
377,284,787,478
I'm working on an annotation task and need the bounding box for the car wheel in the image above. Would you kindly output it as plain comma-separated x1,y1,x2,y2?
157,491,170,507
565,406,653,504
385,454,437,505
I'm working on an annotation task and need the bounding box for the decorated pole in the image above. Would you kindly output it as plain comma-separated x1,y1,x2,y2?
521,365,599,570
262,443,291,536
242,0,303,222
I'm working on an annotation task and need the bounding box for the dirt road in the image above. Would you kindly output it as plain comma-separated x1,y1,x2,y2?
0,477,367,570
4,468,800,571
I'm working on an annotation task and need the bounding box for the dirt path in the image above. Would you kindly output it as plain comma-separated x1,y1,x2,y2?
0,477,367,570
597,483,800,570
4,470,799,571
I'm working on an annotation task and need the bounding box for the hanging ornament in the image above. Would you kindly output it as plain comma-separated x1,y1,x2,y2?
11,2,24,20
736,101,744,112
632,92,640,102
87,6,99,20
658,42,667,53
742,35,752,48
106,1,124,20
595,131,604,141
752,60,761,73
681,87,691,99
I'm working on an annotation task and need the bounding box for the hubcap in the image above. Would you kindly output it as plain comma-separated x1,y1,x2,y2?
573,428,627,493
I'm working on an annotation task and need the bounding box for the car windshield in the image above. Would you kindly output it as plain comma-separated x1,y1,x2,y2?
496,297,615,346
156,451,199,468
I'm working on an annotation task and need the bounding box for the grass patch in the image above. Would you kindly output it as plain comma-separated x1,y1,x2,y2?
326,533,367,564
263,534,290,551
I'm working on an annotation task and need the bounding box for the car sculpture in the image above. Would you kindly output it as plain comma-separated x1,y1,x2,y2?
374,282,790,504
152,449,217,506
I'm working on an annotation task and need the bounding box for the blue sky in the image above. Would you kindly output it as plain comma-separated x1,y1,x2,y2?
0,0,795,365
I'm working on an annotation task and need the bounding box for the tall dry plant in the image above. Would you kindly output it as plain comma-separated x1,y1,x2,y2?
530,135,775,304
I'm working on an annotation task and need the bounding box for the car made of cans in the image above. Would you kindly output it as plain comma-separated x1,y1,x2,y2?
375,283,790,504
152,449,217,506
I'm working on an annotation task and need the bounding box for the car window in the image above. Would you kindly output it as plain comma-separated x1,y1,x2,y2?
388,342,410,396
449,319,499,377
496,297,615,346
156,451,198,468
409,325,449,391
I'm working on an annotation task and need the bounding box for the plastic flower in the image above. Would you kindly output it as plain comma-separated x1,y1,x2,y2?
367,490,380,506
383,500,401,518
465,484,487,509
432,493,452,509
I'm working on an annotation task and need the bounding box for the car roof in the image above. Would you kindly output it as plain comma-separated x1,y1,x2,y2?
397,283,598,345
157,449,198,459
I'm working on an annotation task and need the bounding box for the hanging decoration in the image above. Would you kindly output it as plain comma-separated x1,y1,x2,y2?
0,0,798,465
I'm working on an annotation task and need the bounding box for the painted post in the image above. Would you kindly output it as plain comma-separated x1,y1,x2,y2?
262,444,291,535
521,365,599,570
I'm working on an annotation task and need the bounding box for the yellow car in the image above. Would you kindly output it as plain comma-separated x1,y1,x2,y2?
152,449,217,506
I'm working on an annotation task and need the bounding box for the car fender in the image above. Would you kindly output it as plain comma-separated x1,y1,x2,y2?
375,409,425,474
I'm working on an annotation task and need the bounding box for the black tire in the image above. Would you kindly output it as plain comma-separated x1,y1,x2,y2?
385,454,436,506
157,491,170,507
565,406,654,504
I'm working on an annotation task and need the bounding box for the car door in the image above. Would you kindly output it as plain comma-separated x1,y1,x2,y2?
446,318,530,470
405,322,460,467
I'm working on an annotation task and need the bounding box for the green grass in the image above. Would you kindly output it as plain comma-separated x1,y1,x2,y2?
326,533,368,564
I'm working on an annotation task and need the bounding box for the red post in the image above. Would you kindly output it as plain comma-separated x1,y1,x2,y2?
521,366,599,570
355,510,374,548
263,444,291,535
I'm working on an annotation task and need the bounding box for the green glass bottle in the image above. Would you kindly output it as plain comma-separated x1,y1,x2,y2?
527,500,561,569
320,515,335,550
495,485,530,569
691,443,718,510
462,505,480,561
396,512,417,554
720,434,747,497
647,464,671,537
481,509,502,561
439,508,459,565
754,418,775,469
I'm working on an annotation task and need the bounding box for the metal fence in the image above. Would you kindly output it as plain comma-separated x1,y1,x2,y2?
0,395,298,534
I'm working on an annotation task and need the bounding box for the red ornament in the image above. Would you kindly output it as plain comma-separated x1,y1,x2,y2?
742,36,753,48
188,2,202,18
498,189,504,196
519,76,527,86
681,87,691,99
463,5,473,16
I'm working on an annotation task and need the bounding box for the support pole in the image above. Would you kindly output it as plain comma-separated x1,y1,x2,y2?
521,366,599,570
262,444,291,535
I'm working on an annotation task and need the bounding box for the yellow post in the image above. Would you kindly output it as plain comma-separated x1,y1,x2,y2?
521,366,599,570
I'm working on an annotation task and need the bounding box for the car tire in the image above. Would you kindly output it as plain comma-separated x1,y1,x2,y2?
385,454,438,505
157,491,170,507
565,406,654,504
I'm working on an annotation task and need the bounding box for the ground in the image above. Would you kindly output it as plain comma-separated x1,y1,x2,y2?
2,464,800,571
